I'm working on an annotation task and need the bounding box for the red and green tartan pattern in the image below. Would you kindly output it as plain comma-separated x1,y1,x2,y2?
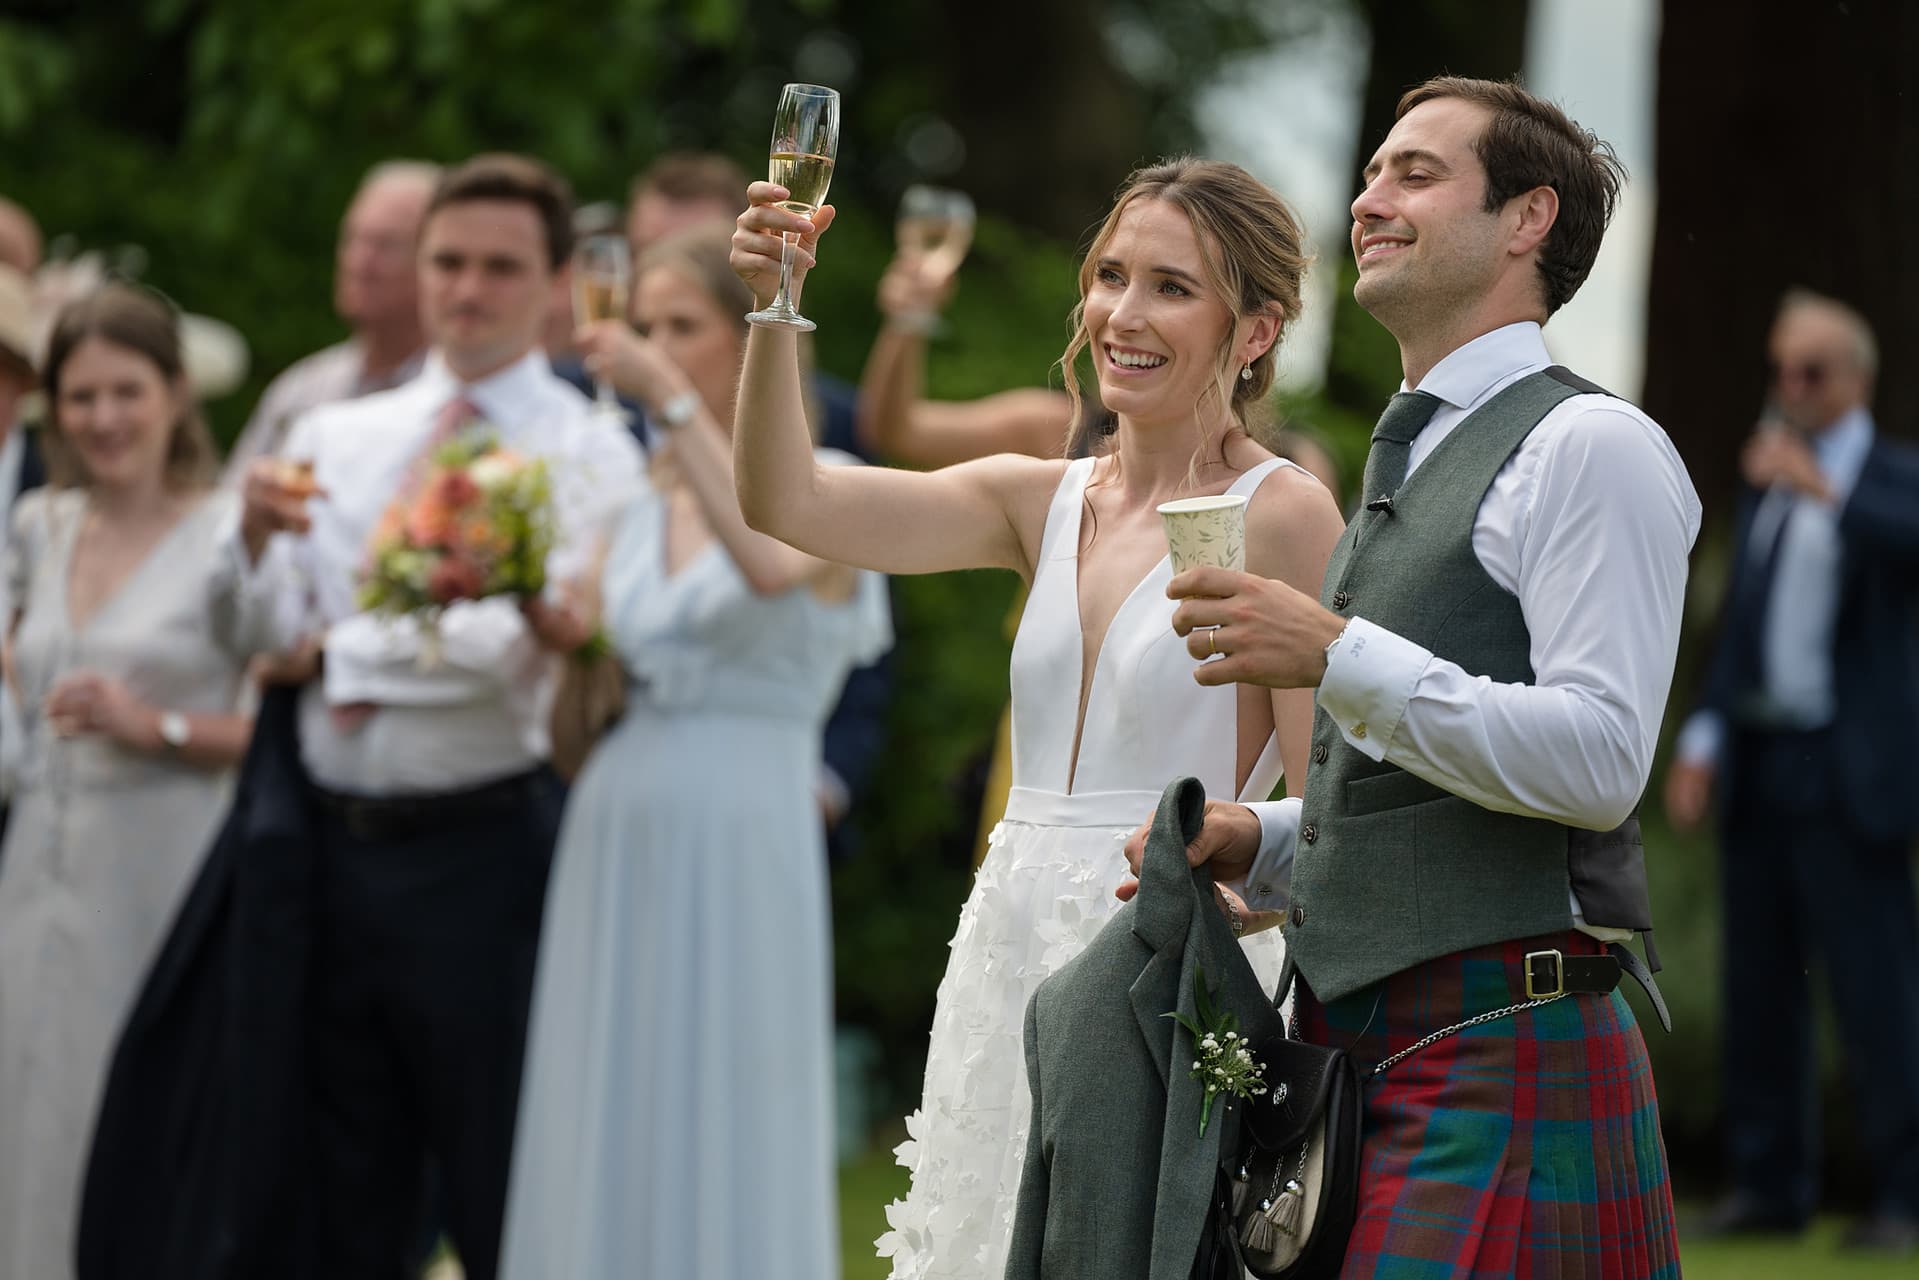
1296,932,1681,1279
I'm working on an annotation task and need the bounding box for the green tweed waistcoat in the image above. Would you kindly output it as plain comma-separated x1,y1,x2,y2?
1286,368,1654,1004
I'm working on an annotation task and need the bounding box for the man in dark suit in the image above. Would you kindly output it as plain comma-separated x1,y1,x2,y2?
0,264,46,856
1667,288,1919,1254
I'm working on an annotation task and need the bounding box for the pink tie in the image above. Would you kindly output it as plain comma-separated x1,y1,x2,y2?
432,394,483,445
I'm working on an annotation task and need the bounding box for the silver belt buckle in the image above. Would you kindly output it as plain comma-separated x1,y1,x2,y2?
1524,949,1565,1000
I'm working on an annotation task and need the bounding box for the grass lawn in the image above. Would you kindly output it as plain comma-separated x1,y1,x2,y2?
834,1143,1913,1279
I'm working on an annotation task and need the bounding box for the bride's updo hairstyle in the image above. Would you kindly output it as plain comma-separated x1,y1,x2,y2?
1060,158,1308,462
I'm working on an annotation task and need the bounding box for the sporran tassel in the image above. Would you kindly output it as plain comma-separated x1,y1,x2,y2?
1230,1166,1252,1216
1271,1178,1305,1236
1245,1198,1284,1254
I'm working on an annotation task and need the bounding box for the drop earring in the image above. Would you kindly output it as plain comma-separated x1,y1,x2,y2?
1239,364,1253,382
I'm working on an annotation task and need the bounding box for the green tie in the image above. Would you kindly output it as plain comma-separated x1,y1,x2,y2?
1360,390,1444,513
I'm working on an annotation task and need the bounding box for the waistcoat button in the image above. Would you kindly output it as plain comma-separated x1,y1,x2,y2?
1332,590,1352,609
1312,743,1328,765
1291,905,1306,927
1301,824,1317,844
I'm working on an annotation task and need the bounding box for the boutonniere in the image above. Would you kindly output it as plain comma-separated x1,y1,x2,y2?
1165,967,1267,1137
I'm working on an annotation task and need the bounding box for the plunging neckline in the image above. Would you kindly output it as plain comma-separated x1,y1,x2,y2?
61,494,207,637
1063,535,1167,796
657,487,720,586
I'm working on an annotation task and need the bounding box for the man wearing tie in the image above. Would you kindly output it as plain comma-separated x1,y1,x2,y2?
237,154,641,1280
1126,77,1697,1276
1666,290,1919,1254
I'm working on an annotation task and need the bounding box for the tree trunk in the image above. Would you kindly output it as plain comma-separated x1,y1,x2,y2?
1644,0,1919,523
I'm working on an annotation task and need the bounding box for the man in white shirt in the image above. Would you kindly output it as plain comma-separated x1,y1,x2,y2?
221,161,440,484
1125,77,1697,1275
238,153,641,1280
1665,292,1919,1254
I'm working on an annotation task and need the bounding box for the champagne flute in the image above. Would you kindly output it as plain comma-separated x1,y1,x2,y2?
746,83,841,332
572,233,632,418
896,185,976,283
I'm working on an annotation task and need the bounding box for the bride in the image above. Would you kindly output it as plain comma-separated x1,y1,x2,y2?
729,157,1344,1278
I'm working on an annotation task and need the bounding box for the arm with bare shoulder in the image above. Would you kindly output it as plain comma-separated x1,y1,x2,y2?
730,186,1065,578
1242,462,1345,782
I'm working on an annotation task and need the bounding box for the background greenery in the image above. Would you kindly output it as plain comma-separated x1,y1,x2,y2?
6,0,1915,1241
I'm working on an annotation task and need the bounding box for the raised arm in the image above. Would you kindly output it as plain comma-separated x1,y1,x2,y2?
855,254,1070,467
730,185,1062,579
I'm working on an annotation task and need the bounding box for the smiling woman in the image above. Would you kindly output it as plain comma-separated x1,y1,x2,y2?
0,284,286,1280
728,156,1348,1278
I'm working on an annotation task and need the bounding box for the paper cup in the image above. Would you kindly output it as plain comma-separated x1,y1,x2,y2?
1157,494,1248,573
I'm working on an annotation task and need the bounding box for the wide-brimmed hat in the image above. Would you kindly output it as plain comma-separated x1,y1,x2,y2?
0,265,34,382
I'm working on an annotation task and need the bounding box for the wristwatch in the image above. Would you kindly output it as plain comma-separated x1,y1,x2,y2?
157,710,192,752
655,390,701,431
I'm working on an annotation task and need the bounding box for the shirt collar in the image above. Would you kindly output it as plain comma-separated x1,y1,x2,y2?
1405,321,1552,411
1814,404,1874,499
416,347,557,430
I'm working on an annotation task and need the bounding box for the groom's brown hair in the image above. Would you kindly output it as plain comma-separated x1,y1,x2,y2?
1398,76,1625,317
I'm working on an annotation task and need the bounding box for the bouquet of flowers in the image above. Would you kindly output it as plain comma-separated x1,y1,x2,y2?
359,431,555,655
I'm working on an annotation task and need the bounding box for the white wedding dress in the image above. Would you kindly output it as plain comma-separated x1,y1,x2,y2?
877,455,1294,1279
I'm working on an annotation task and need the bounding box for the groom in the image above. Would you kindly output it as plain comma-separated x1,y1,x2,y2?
1127,76,1697,1276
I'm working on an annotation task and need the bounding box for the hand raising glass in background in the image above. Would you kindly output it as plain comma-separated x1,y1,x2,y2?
745,83,840,332
572,232,631,419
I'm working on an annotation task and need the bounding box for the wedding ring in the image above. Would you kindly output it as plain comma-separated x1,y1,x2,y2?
1208,628,1219,657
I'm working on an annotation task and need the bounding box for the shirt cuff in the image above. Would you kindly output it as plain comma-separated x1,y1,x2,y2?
1673,709,1725,767
1240,798,1300,913
1317,616,1430,762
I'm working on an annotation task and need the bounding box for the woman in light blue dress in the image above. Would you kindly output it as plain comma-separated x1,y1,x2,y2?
501,227,889,1280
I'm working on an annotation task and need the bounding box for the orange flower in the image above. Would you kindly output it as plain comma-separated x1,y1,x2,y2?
407,492,454,548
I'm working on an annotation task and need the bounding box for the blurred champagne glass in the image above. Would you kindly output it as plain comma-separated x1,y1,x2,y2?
746,83,841,332
896,185,976,284
572,233,632,418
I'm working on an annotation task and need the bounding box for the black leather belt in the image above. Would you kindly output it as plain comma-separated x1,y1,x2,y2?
1520,944,1672,1034
311,768,547,843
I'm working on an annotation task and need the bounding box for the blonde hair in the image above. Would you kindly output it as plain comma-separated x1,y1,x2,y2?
1060,157,1308,465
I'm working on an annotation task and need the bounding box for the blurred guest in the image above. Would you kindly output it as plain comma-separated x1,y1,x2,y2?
0,266,46,614
625,151,750,254
0,196,40,274
235,154,641,1280
857,249,1078,466
0,284,275,1280
500,226,888,1279
221,160,439,483
0,268,47,847
1667,289,1919,1253
1271,423,1343,506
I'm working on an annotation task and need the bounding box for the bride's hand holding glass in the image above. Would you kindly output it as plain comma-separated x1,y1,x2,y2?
730,189,836,314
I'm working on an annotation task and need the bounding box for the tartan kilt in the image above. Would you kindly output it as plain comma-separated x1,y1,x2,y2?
1295,931,1680,1280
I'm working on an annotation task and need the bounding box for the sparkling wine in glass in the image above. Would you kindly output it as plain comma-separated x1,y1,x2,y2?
747,83,841,332
896,185,976,282
572,233,632,417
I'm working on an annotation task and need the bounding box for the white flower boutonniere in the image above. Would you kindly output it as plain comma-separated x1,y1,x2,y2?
1165,967,1268,1137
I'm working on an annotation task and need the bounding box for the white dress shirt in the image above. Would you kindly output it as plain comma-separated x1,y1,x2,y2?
221,339,426,488
1244,323,1702,930
250,349,642,795
1674,406,1873,764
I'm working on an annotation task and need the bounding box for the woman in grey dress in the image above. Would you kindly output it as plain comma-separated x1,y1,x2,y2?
0,286,281,1280
500,227,889,1280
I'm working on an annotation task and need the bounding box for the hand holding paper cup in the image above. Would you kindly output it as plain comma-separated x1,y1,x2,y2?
1157,494,1248,573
